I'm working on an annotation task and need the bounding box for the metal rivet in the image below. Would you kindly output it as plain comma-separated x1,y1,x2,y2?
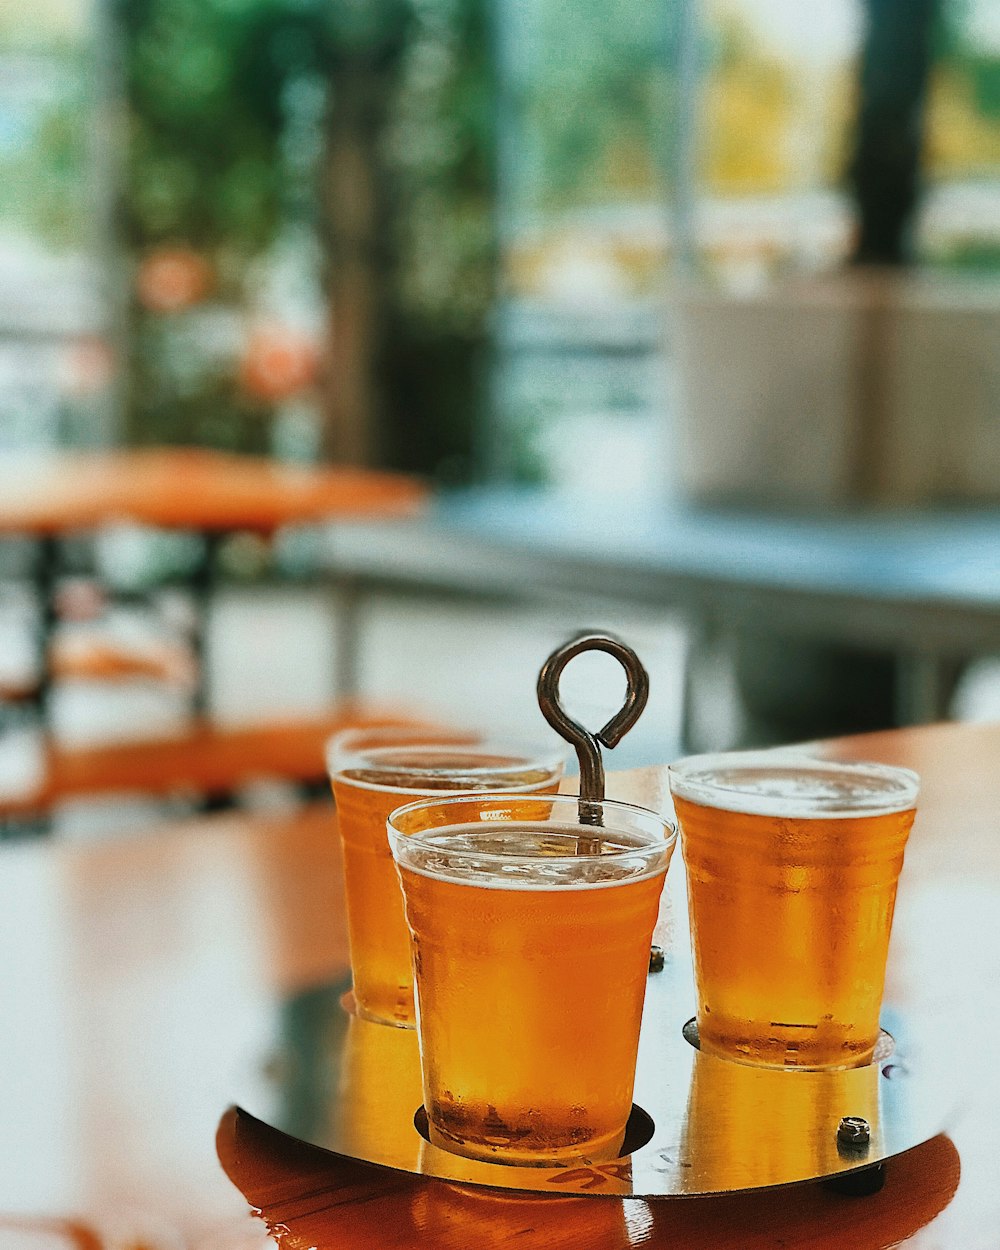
648,945,665,973
837,1116,871,1148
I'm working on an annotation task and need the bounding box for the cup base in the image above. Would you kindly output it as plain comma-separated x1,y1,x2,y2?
681,1016,895,1071
413,1103,656,1169
428,1121,627,1169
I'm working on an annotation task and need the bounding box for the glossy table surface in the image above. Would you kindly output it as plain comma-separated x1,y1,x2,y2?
331,489,1000,653
2,720,999,1248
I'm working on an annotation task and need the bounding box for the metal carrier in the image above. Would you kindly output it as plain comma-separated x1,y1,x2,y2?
242,635,951,1198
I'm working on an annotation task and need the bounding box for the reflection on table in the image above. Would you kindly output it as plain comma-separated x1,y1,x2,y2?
216,1108,960,1250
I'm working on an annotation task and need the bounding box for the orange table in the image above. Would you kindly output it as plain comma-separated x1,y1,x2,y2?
0,447,425,536
0,720,996,1248
0,449,426,818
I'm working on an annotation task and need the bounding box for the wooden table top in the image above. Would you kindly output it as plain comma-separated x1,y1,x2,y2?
1,720,997,1248
0,448,426,536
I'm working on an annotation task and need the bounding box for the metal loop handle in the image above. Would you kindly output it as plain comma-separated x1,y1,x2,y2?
536,634,650,821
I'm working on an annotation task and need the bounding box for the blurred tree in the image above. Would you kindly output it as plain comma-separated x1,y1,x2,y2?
322,0,498,478
117,0,496,476
382,0,498,479
118,0,327,451
514,0,667,213
0,3,91,252
0,67,90,249
848,0,939,265
317,0,409,466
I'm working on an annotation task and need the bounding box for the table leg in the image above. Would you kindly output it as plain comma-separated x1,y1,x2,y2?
333,573,362,700
33,534,60,716
190,532,224,717
0,536,59,840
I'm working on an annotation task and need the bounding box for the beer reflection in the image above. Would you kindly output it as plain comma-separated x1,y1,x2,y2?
682,1047,882,1191
332,1008,423,1163
409,1179,631,1247
274,979,423,1165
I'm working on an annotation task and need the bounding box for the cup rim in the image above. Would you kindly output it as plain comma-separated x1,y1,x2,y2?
668,748,920,817
387,791,677,873
326,725,568,795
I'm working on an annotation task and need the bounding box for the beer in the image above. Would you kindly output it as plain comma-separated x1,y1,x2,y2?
389,795,675,1166
328,730,564,1027
669,754,919,1069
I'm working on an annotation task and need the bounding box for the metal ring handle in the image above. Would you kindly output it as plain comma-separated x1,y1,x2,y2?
537,634,650,819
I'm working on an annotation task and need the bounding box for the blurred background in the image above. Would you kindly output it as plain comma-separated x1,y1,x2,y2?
1,0,999,833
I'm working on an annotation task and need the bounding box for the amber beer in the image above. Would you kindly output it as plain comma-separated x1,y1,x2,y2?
327,729,564,1028
669,753,919,1069
389,794,675,1166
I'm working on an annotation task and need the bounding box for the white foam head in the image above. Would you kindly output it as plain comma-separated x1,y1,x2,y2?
668,750,920,819
388,795,676,889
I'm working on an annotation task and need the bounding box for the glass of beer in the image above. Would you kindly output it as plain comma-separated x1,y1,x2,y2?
388,793,676,1166
668,751,919,1070
327,728,565,1028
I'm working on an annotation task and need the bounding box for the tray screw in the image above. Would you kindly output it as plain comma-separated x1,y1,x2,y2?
837,1116,871,1148
649,945,665,973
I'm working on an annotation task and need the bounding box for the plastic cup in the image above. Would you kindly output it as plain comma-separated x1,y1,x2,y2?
669,751,919,1069
327,728,565,1027
388,793,675,1165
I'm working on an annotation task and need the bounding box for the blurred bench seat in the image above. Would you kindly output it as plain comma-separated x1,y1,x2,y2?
0,706,426,823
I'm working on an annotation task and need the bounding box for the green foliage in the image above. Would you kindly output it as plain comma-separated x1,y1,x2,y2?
377,0,498,476
119,0,497,468
0,44,91,248
389,0,497,332
513,0,668,213
118,0,325,257
936,239,1000,271
327,0,411,59
119,0,322,447
936,0,1000,115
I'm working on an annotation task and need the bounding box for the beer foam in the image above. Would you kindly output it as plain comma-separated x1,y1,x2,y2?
669,755,919,818
394,821,670,889
336,752,559,796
